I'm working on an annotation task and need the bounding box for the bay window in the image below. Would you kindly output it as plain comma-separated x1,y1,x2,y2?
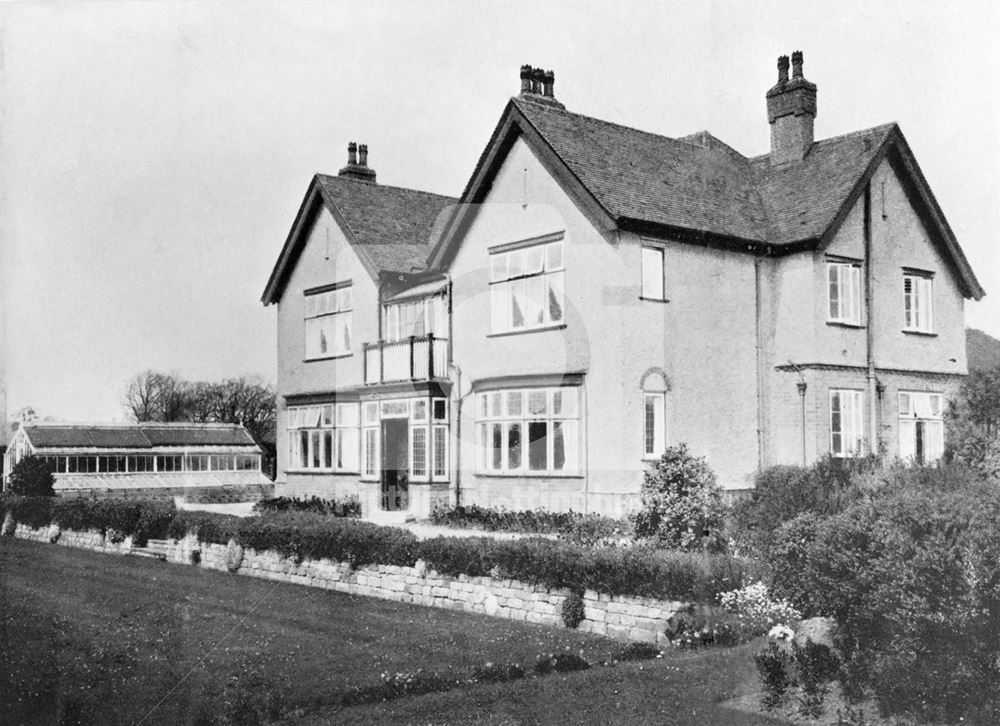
476,386,579,475
286,402,360,472
489,236,564,334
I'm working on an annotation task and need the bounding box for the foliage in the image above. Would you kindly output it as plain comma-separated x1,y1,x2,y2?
1,512,14,537
533,652,590,675
664,609,744,649
719,581,801,636
946,364,1000,480
225,540,244,573
633,443,726,552
253,496,360,518
761,464,1000,722
0,494,55,529
754,642,794,710
728,455,878,557
7,456,56,497
429,504,632,545
469,662,525,683
560,590,586,629
51,498,176,546
614,642,661,661
167,511,243,544
341,670,457,706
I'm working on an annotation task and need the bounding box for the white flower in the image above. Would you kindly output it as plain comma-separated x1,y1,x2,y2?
768,624,795,641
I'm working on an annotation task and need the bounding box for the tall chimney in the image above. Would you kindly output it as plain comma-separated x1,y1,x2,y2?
520,65,534,94
338,141,377,183
766,50,817,164
516,65,565,109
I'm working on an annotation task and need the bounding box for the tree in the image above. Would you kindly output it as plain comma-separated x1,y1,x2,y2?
8,456,55,496
123,371,190,422
946,364,1000,480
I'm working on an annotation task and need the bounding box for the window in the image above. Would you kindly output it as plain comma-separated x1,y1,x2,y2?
641,245,665,301
286,402,360,472
157,455,183,472
210,455,235,471
827,261,861,324
433,425,447,478
643,392,665,458
475,387,579,475
830,389,865,457
305,284,352,359
411,427,427,478
383,295,448,342
235,455,259,471
899,392,944,464
903,272,933,332
489,238,564,334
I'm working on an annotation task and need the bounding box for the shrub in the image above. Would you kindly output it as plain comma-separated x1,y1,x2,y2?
719,581,801,637
51,499,175,546
429,504,633,545
252,496,361,518
0,495,55,529
560,590,586,629
664,608,744,648
470,662,524,683
168,511,242,544
533,652,590,675
1,512,14,537
7,456,55,497
615,642,661,661
633,443,726,551
225,540,244,572
754,642,794,710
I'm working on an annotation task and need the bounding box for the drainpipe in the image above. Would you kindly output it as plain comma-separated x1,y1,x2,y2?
797,381,808,466
451,363,462,508
864,183,878,456
754,256,766,470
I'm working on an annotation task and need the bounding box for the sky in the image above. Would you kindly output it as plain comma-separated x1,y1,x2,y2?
1,0,998,423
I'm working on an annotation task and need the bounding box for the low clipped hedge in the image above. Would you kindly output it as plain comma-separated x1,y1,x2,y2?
3,498,752,603
252,496,361,518
0,495,55,530
429,505,633,545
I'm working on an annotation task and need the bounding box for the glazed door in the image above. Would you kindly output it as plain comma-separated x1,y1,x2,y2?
381,419,409,511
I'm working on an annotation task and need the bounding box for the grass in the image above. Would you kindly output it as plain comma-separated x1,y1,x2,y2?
1,537,791,725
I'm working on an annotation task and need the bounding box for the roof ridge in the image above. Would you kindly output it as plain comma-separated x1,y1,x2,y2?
748,122,898,162
315,173,458,202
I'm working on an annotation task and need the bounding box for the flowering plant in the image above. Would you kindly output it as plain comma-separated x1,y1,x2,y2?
719,581,801,636
768,624,795,641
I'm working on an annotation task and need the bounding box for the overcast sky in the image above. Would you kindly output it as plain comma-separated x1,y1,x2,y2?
1,0,998,423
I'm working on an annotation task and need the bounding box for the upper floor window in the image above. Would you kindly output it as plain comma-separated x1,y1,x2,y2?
641,245,666,301
489,237,564,334
305,283,352,359
903,271,933,333
476,386,579,475
827,261,861,325
898,392,944,464
830,389,864,457
383,294,447,342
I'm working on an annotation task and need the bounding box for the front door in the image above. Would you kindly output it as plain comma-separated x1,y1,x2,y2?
381,419,409,511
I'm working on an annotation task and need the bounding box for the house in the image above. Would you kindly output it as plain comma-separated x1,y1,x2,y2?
262,54,984,518
2,422,272,500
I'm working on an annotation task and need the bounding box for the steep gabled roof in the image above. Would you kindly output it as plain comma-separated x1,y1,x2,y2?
22,423,258,450
262,175,457,305
428,96,983,299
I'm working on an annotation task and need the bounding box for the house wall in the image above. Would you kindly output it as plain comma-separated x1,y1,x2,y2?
448,137,760,514
763,157,968,466
274,206,376,496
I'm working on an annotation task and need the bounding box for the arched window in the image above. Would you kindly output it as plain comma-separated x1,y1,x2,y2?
641,370,669,459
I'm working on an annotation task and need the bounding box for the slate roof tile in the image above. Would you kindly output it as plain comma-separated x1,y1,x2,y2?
23,423,258,449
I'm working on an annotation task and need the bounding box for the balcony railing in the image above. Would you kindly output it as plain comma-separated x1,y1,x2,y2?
363,335,449,385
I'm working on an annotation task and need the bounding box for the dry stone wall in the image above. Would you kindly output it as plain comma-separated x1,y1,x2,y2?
11,525,705,645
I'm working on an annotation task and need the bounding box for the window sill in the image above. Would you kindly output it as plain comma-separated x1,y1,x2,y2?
826,320,864,329
287,469,360,475
487,324,567,339
304,352,353,362
474,471,584,479
639,296,670,304
902,329,937,338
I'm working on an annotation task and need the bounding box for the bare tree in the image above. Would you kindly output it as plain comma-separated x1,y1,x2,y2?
122,371,190,422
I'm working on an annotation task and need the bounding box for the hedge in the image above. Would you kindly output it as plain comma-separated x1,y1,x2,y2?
0,495,54,530
3,499,753,603
252,496,361,518
429,504,633,545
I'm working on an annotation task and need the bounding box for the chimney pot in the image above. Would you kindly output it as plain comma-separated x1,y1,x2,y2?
531,67,545,94
777,55,789,83
520,64,534,94
542,70,555,97
791,50,804,78
347,141,357,165
358,144,368,167
339,141,376,183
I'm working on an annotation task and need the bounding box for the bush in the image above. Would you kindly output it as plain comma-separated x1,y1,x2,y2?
7,457,55,497
754,642,794,710
719,581,801,637
0,495,55,530
429,504,633,545
168,511,242,544
225,540,244,572
533,652,590,675
633,443,726,551
341,670,456,706
50,499,175,545
252,496,361,518
560,590,585,629
760,465,1000,722
664,608,745,648
470,662,524,683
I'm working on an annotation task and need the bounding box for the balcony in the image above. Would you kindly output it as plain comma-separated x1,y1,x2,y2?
363,335,449,385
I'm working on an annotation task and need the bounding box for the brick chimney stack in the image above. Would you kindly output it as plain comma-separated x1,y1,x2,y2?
338,141,377,183
766,51,817,164
516,65,565,109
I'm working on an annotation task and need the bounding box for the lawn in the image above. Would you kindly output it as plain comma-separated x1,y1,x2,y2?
1,537,787,725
